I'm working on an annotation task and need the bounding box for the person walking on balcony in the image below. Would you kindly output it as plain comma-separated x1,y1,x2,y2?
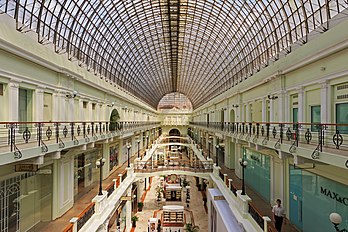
272,199,286,231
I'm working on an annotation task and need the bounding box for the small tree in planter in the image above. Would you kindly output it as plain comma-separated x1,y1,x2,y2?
137,202,144,212
185,223,199,232
155,186,164,201
182,179,191,188
131,215,139,227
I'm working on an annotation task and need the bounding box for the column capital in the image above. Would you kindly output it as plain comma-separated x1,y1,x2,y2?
320,80,329,89
296,86,305,94
8,81,20,89
35,88,45,94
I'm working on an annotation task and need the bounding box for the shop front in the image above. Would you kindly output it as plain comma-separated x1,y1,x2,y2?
289,166,348,231
109,143,119,172
74,148,101,201
243,147,271,202
0,164,53,232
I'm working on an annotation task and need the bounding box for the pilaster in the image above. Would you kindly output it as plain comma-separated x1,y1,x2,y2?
261,97,267,124
8,80,20,121
78,99,84,121
297,87,305,123
126,187,132,231
34,87,44,121
320,81,330,123
87,101,93,121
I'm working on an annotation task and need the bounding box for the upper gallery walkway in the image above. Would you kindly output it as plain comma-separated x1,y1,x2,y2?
191,121,348,169
134,135,214,177
0,120,160,165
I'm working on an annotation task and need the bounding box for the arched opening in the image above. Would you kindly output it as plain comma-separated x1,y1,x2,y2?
109,109,120,131
157,92,193,112
169,128,180,136
230,109,235,122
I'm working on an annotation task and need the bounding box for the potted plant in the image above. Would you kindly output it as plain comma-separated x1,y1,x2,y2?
137,202,144,212
182,179,191,188
155,185,163,201
131,215,139,227
185,223,199,232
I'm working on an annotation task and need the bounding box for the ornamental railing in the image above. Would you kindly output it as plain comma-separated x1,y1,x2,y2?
190,121,348,162
0,121,160,156
248,202,265,230
77,202,95,231
133,159,213,173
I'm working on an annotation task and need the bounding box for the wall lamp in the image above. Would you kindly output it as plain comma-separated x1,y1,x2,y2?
268,95,278,100
107,102,115,107
232,104,239,108
329,213,348,232
122,106,128,110
66,91,77,99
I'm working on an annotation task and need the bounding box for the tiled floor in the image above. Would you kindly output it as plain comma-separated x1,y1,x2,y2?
134,176,208,232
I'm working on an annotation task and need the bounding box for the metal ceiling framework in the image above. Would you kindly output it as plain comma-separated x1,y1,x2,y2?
1,0,348,109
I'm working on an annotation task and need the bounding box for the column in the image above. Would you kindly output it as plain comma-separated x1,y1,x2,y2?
53,90,66,121
131,136,136,157
269,98,274,123
78,99,84,121
213,136,217,156
278,90,286,123
235,143,242,179
34,87,44,122
52,91,59,121
102,143,109,177
87,101,93,121
284,93,290,123
241,104,245,122
261,97,267,123
224,138,231,169
320,81,329,123
270,156,274,203
126,187,132,231
7,80,20,121
67,97,74,121
297,87,305,123
245,102,251,122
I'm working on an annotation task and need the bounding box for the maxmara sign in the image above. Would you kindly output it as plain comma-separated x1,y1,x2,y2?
321,187,348,206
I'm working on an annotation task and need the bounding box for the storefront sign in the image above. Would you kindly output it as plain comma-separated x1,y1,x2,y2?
121,196,132,201
15,164,38,172
321,187,348,206
214,195,225,201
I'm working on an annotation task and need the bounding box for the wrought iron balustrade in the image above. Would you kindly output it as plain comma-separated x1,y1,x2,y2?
133,159,213,173
248,202,265,230
0,121,160,155
190,121,348,157
77,202,95,231
105,182,115,198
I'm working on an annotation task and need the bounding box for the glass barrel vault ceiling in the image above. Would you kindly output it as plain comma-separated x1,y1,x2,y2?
1,0,348,109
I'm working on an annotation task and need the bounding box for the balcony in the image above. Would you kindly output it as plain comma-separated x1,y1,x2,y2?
190,121,348,169
0,121,160,164
133,159,213,173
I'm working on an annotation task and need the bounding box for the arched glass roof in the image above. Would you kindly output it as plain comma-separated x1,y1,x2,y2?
1,0,348,108
157,92,193,111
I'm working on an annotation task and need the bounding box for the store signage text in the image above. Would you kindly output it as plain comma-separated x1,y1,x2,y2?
321,187,348,206
15,164,38,172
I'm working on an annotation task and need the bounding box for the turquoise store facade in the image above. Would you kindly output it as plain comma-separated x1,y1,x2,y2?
243,147,271,202
289,167,348,232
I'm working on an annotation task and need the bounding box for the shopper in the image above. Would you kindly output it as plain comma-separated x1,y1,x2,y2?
272,199,286,231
